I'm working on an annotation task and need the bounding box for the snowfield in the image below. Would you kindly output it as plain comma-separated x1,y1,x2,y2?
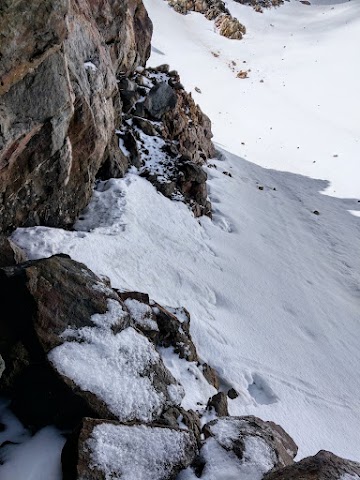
5,0,360,476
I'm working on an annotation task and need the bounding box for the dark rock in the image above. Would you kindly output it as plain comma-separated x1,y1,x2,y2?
145,83,178,120
227,388,239,399
0,255,183,428
264,450,360,480
62,417,198,480
133,116,159,136
207,392,229,416
160,406,202,444
203,416,298,468
0,236,27,267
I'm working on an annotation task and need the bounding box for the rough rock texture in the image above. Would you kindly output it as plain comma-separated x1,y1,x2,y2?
0,255,183,428
119,291,199,362
203,416,298,469
166,0,246,39
207,392,229,416
264,450,360,480
0,235,27,267
62,418,198,480
0,0,152,233
118,66,215,216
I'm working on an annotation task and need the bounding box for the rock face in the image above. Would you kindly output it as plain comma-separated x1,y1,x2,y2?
62,417,198,480
0,255,183,427
264,450,360,479
0,0,152,233
117,66,215,216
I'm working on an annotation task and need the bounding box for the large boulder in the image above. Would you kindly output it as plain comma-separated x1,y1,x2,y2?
0,0,152,233
0,255,183,428
0,235,27,267
62,417,198,480
264,450,360,480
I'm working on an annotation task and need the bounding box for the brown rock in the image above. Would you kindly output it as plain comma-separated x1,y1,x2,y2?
207,392,229,416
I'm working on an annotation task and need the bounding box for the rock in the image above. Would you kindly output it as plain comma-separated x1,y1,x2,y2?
0,236,27,267
207,392,229,416
160,406,202,444
227,387,239,399
201,363,220,390
0,0,153,233
0,255,183,428
145,83,178,120
62,417,198,480
120,291,198,362
215,14,246,39
203,416,298,469
263,450,360,479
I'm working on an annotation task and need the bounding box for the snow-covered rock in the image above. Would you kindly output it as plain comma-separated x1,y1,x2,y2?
62,418,198,480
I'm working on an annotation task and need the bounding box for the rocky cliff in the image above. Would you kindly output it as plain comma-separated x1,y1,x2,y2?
0,0,152,233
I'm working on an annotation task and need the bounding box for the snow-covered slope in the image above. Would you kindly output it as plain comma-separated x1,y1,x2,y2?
11,0,360,467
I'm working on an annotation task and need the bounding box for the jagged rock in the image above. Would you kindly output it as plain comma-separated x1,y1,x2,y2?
0,255,183,428
145,82,178,119
120,291,198,362
207,392,229,416
203,416,297,468
0,235,27,267
160,406,202,444
215,14,246,40
0,0,152,233
264,450,360,479
62,417,198,480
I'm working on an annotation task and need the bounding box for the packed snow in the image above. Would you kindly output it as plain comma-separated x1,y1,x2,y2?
9,0,360,470
87,423,194,480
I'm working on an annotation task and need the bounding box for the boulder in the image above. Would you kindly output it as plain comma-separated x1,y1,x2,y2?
206,392,229,417
145,83,178,119
62,417,198,480
203,416,298,469
0,255,183,428
0,0,153,233
264,450,360,480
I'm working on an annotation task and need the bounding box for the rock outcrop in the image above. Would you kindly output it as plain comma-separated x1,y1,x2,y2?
62,418,198,480
117,65,215,216
0,255,184,428
264,450,360,479
0,0,152,233
165,0,246,40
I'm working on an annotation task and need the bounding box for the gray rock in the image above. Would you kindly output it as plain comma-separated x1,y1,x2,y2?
145,82,178,119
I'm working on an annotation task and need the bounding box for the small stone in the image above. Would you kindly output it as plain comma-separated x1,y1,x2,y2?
227,388,238,399
195,86,202,93
258,185,264,190
313,210,320,215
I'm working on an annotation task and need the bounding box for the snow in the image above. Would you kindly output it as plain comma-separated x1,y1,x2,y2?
84,61,97,71
87,423,194,480
10,0,360,465
158,346,217,412
125,298,159,330
178,435,274,480
48,304,183,422
0,400,64,480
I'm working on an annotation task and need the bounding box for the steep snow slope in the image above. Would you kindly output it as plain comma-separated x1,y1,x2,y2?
11,0,360,466
145,0,360,200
